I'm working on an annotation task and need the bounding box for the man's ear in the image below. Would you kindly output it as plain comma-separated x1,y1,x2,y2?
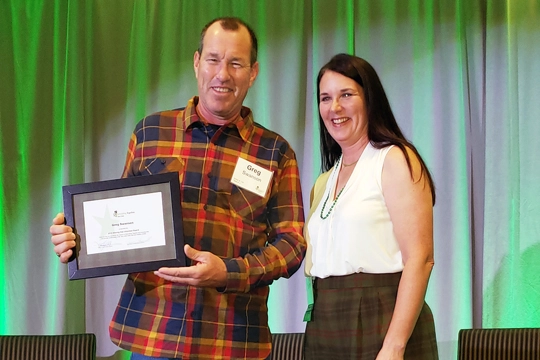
249,61,259,87
193,51,201,78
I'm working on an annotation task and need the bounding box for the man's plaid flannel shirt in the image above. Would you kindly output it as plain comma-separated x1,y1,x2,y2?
109,97,306,359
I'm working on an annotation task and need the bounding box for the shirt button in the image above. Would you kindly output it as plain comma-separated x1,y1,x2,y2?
203,205,208,211
160,159,166,164
207,173,211,178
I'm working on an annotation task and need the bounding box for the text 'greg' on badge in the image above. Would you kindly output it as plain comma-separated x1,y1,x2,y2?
230,157,273,197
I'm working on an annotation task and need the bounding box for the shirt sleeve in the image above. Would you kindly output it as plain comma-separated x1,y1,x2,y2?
220,146,306,293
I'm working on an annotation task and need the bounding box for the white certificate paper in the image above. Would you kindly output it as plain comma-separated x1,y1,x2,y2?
83,192,166,255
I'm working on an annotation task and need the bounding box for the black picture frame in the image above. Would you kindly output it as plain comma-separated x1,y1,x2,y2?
62,172,185,280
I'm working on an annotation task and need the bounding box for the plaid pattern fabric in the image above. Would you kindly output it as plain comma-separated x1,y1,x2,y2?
109,97,306,359
304,272,438,360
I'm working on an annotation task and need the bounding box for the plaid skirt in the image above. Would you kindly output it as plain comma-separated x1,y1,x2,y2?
304,272,438,360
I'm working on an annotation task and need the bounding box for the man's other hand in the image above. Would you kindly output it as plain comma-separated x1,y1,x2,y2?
154,244,228,288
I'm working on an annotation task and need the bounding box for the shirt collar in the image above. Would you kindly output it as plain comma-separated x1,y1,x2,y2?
182,96,255,142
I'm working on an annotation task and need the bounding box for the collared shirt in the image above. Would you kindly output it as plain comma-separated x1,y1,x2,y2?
109,97,306,359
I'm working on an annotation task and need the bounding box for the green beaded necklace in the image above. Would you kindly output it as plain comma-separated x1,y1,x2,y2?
320,156,345,220
319,186,345,219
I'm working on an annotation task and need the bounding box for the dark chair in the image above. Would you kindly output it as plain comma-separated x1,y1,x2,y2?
0,333,96,360
458,328,540,359
270,332,305,360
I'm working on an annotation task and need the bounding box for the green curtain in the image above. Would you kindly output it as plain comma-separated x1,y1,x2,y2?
2,1,539,359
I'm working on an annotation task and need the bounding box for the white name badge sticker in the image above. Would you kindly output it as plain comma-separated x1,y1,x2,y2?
231,157,273,197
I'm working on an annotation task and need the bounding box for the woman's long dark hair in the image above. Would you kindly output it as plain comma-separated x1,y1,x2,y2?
317,53,436,204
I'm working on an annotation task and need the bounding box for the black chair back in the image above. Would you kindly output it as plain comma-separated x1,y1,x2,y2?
0,333,96,360
270,332,304,360
458,328,540,360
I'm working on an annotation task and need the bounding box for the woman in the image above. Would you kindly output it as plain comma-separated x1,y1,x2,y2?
304,53,438,359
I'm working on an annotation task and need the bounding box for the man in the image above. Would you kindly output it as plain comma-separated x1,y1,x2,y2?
50,17,306,360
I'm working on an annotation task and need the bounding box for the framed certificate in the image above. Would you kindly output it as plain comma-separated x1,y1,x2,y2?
62,172,185,280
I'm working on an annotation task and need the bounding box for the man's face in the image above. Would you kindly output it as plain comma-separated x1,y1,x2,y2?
194,22,259,124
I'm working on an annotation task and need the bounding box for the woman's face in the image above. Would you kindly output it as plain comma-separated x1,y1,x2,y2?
319,70,368,147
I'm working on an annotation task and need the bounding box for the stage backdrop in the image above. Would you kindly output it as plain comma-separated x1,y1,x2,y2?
1,1,539,359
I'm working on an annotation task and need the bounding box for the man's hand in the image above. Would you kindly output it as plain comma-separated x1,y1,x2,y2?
49,212,76,264
154,244,228,288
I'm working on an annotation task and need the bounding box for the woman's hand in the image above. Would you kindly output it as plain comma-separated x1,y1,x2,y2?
375,343,405,360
